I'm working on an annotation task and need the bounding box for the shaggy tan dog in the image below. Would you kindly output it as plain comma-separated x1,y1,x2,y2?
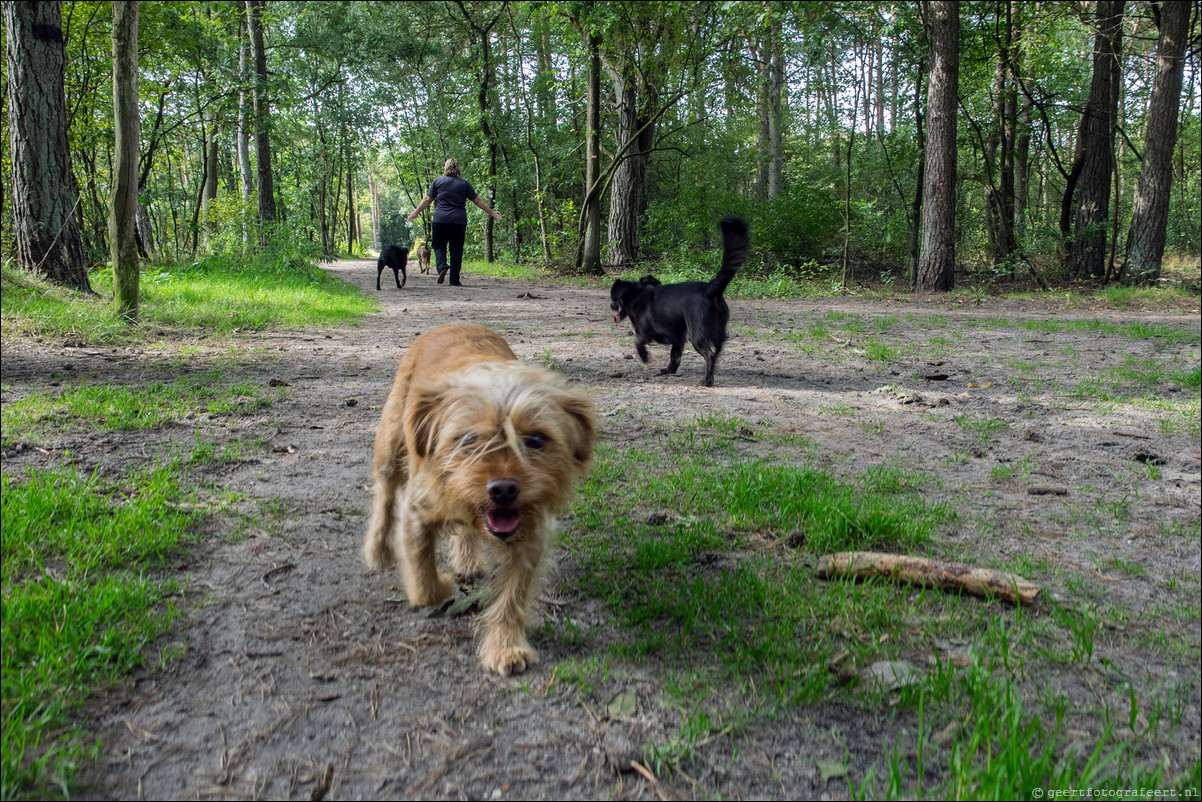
363,322,595,675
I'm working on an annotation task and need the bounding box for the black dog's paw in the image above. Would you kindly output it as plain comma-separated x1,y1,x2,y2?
636,345,650,363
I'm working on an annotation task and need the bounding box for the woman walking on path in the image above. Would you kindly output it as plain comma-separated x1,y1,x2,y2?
407,158,501,286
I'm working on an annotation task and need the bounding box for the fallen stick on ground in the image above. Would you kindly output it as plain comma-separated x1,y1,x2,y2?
815,551,1040,605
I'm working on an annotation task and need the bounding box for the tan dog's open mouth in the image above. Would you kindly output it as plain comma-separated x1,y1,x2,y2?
483,507,522,538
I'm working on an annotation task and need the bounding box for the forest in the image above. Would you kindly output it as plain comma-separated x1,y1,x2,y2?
3,0,1200,299
3,3,1202,798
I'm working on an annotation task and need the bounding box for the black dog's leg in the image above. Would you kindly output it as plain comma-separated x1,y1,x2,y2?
694,333,722,386
397,249,408,288
700,348,718,386
635,340,651,363
661,341,684,375
377,259,385,291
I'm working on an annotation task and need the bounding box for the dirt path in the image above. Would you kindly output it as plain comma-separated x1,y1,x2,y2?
5,259,1199,799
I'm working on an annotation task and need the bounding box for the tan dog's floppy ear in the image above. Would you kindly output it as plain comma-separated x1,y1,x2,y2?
556,389,596,468
404,382,446,459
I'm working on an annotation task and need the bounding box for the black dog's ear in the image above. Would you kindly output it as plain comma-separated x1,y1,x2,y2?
610,279,635,299
638,274,661,286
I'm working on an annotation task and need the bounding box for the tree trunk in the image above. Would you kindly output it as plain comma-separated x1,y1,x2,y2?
908,58,925,290
1068,0,1124,278
369,173,380,251
578,32,603,275
346,156,357,253
201,111,218,247
605,63,643,268
1123,0,1189,284
317,117,330,254
4,0,92,291
916,0,959,293
479,32,497,263
751,35,770,202
246,0,275,241
767,21,785,198
110,0,140,320
237,11,253,241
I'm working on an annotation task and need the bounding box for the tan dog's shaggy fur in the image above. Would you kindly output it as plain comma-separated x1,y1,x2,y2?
363,322,595,675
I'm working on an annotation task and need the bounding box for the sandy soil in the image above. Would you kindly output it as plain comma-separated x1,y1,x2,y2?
2,258,1199,800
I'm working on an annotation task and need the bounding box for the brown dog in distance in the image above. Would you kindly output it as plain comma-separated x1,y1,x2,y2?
416,241,432,274
363,323,595,675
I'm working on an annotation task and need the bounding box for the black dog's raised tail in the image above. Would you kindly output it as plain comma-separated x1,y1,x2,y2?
706,217,750,299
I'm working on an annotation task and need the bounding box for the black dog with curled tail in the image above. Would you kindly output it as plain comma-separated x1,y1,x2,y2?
609,217,749,387
377,245,409,290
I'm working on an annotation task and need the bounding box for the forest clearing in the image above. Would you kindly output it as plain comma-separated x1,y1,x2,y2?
3,0,1201,797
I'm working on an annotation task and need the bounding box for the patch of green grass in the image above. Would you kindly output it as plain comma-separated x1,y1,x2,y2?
1018,317,1200,344
1,372,285,445
873,315,898,332
863,337,907,363
954,414,1011,443
565,445,955,706
1,462,200,797
2,251,374,345
688,411,753,435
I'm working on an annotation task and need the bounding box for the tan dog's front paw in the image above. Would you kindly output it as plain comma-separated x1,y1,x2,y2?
363,533,394,571
481,640,539,676
449,536,487,580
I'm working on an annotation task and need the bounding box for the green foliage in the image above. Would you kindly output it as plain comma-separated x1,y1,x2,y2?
751,183,843,268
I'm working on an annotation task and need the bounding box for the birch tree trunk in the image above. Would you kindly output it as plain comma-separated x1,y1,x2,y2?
246,0,276,242
110,0,140,320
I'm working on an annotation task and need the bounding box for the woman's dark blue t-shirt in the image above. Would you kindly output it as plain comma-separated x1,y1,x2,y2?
428,176,477,225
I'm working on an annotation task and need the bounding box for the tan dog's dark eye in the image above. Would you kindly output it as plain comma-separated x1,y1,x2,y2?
524,433,548,451
458,433,478,448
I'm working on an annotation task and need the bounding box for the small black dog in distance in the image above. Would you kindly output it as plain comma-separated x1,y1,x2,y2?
377,245,409,290
610,217,749,387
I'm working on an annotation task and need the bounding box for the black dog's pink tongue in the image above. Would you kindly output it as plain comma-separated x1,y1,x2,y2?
485,508,521,536
613,310,619,323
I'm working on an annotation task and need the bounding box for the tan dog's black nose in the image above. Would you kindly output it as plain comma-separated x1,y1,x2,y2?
487,478,520,506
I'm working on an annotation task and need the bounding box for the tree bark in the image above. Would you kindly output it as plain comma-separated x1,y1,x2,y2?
750,34,770,202
1068,0,1125,278
916,0,959,293
908,58,925,290
767,19,785,198
237,10,254,242
201,110,218,247
1123,0,1190,284
605,61,644,268
110,0,140,320
246,0,276,241
4,0,92,291
579,32,603,274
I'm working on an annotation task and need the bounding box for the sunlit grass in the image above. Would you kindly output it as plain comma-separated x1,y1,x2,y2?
2,254,374,345
1,373,284,448
1,462,199,797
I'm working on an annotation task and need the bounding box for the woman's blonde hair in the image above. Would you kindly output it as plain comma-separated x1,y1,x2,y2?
443,158,461,178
